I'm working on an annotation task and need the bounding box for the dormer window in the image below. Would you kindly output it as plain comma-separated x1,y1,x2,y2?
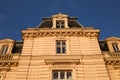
112,43,119,52
56,20,65,28
0,45,8,54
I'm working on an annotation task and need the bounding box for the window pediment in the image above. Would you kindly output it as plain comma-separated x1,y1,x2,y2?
106,37,120,41
52,13,68,18
0,39,15,43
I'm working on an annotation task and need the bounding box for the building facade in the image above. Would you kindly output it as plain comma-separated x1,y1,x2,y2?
0,13,120,80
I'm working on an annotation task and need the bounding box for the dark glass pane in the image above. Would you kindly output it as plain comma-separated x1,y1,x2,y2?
62,41,65,45
53,71,58,79
57,47,61,53
67,71,71,79
62,47,66,53
56,24,60,28
60,71,65,79
61,25,65,28
56,41,60,45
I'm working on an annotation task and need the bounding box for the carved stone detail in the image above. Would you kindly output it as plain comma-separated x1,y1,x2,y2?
22,31,99,39
105,60,120,65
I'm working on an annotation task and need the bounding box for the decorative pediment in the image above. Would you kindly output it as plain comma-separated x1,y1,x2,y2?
0,39,15,43
106,37,120,41
52,13,68,18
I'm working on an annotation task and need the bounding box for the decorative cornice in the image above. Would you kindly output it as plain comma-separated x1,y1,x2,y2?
22,28,100,39
105,60,120,65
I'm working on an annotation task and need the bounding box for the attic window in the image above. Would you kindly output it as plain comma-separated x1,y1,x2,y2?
112,43,120,52
56,20,65,28
0,45,8,54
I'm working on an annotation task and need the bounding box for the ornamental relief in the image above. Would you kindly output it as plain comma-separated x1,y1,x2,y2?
0,71,6,80
22,32,99,39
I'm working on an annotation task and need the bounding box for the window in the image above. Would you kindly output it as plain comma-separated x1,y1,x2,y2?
112,43,119,52
0,45,8,54
52,70,72,80
56,20,65,28
56,41,66,54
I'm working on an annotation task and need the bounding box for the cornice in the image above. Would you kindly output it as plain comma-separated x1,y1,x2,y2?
22,28,100,39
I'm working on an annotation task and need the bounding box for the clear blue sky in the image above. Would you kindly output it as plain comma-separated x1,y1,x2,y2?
0,0,120,40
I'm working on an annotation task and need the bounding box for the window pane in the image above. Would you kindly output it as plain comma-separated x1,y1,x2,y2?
57,47,61,53
67,71,72,79
61,25,65,28
62,41,65,45
53,71,58,79
56,42,60,45
56,24,60,28
62,47,66,53
60,71,65,79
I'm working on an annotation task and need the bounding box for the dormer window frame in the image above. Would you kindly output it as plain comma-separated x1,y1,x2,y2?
52,13,69,29
112,43,120,52
0,45,9,54
56,20,65,28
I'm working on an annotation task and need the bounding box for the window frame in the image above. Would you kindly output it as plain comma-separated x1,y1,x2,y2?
56,20,65,28
56,40,66,54
0,45,9,54
112,43,120,52
52,70,72,80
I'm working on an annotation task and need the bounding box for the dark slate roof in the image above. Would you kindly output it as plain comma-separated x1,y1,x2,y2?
37,17,84,28
12,41,23,53
99,40,109,51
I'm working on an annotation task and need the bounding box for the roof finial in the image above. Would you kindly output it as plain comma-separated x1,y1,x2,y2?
59,12,61,14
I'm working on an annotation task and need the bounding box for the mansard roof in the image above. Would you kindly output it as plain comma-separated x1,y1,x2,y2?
99,40,109,51
12,41,23,53
37,13,84,28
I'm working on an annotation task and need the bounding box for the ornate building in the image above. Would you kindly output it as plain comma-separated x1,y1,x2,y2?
0,13,120,80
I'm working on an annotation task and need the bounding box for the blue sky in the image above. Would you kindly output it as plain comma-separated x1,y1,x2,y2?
0,0,120,40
